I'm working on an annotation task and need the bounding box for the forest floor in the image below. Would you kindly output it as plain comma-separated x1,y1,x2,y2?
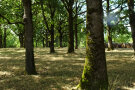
0,48,135,90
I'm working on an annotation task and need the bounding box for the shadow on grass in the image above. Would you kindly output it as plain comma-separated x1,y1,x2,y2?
0,48,135,89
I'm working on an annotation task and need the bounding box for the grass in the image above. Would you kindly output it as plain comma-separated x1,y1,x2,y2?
0,48,135,90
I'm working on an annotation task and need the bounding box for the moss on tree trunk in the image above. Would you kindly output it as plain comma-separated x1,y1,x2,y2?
78,0,108,89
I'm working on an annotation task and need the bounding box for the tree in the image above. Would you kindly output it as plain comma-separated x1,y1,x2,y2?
61,0,74,53
74,0,86,49
127,0,135,56
78,0,108,89
22,0,37,75
3,27,7,48
106,0,114,50
40,0,59,53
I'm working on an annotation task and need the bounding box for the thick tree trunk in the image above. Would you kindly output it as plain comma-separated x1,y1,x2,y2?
128,0,135,56
3,28,6,48
19,32,24,48
107,0,114,51
68,0,74,53
22,0,37,75
78,0,108,89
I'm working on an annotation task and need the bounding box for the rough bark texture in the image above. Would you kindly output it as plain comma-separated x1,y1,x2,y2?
3,28,6,48
78,0,108,89
22,0,37,75
107,0,114,51
68,0,74,53
128,0,135,56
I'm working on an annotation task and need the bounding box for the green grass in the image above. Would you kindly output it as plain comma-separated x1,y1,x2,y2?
0,48,135,90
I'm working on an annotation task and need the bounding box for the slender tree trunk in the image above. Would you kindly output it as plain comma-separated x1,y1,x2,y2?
0,25,2,48
78,0,108,89
22,0,37,75
58,25,63,48
59,33,63,48
75,1,78,49
3,28,6,48
42,37,45,47
68,0,74,53
0,34,2,48
128,0,135,56
107,0,114,51
107,27,114,50
50,24,55,53
46,32,49,47
19,33,24,48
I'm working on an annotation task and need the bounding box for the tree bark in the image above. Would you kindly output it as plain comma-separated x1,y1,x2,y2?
3,28,6,48
128,0,135,56
22,0,37,75
106,0,114,51
68,0,74,53
75,1,78,49
78,0,108,89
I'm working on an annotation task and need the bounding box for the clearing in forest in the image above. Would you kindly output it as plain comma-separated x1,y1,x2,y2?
0,48,135,90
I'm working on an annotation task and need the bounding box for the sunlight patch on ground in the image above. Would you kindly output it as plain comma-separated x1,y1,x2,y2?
0,71,12,76
16,50,25,52
0,56,11,59
11,66,20,70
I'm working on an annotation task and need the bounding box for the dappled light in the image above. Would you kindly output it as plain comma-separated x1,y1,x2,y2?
0,48,134,89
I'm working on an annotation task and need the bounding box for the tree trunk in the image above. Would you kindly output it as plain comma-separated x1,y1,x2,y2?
19,32,24,48
75,1,78,49
106,0,114,51
42,37,45,47
3,28,6,48
78,0,108,89
59,33,63,48
0,25,2,48
45,32,49,47
128,0,135,56
68,0,74,53
50,24,55,53
107,27,114,50
58,25,63,48
22,0,37,75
